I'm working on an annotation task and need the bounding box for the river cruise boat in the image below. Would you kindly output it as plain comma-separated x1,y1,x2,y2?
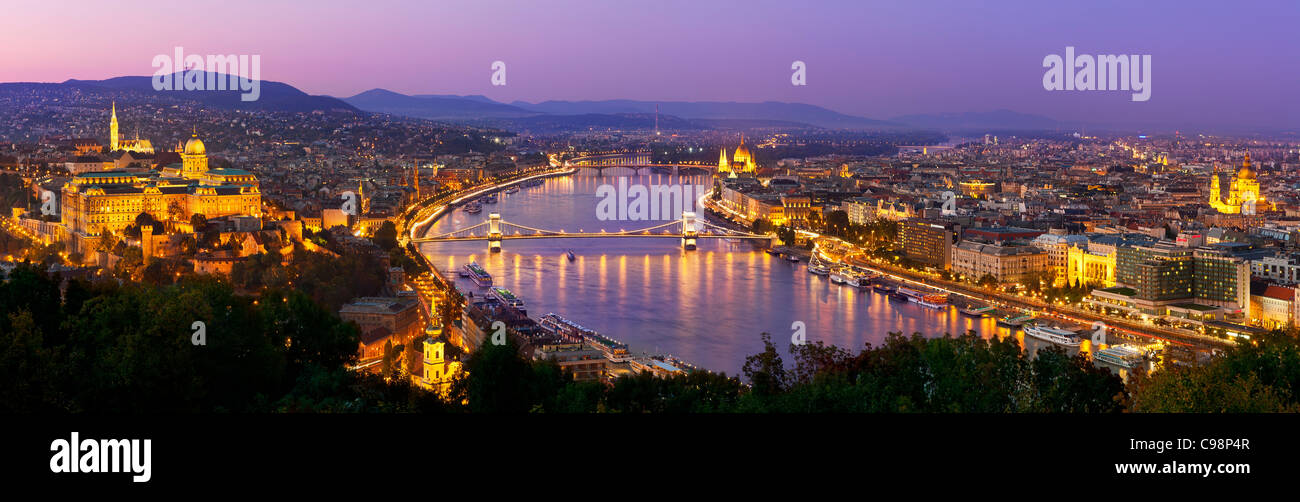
808,263,830,276
538,313,631,363
1023,324,1083,348
873,283,894,294
843,274,864,288
918,293,948,309
505,186,519,194
482,193,498,204
463,261,492,287
830,273,847,284
889,292,911,302
489,287,525,309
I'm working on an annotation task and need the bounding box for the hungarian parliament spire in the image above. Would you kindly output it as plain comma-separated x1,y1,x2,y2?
717,134,757,178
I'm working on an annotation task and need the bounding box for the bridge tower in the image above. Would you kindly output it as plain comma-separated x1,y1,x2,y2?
487,213,502,253
680,211,698,250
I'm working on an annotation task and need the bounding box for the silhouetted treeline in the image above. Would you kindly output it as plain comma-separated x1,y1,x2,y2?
3,260,1299,413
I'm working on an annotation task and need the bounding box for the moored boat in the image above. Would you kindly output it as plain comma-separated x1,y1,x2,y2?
918,293,948,309
489,286,525,309
463,261,492,287
997,314,1033,328
959,305,996,317
1024,324,1083,348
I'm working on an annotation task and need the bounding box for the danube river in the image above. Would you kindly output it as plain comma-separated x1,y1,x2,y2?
418,171,1021,375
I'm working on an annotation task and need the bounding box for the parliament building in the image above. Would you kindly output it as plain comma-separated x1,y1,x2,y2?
717,135,758,177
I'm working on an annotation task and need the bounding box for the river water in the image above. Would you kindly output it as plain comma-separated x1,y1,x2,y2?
418,170,1022,375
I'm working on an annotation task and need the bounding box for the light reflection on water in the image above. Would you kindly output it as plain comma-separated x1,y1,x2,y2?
420,172,1022,375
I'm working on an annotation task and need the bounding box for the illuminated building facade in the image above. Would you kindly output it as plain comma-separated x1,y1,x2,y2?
421,338,462,396
951,241,1049,284
60,133,262,250
716,135,758,177
108,102,155,154
899,218,959,269
1209,154,1270,214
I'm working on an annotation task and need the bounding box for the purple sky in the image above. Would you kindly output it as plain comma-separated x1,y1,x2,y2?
2,0,1297,130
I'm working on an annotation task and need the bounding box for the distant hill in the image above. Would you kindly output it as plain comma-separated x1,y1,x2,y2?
339,90,901,130
512,99,900,130
888,109,1059,133
344,89,536,120
58,72,358,113
467,113,813,133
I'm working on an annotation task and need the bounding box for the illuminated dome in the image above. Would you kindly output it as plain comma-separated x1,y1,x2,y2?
1236,153,1255,180
184,134,206,155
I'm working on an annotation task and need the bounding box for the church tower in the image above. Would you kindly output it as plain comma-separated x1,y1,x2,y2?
413,162,420,200
109,102,119,152
717,147,730,173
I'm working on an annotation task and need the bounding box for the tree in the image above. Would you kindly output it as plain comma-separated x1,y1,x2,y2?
742,333,787,397
372,220,398,251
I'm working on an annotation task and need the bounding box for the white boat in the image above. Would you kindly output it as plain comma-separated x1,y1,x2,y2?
917,293,948,309
1024,324,1082,348
538,313,631,363
844,275,863,288
808,263,830,276
830,273,846,284
489,286,524,309
463,261,492,287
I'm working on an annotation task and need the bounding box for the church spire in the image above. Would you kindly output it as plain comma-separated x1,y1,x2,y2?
109,101,119,152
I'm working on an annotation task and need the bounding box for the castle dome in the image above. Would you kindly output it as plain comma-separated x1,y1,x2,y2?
184,134,206,155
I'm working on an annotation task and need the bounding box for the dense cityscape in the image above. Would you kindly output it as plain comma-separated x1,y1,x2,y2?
8,0,1300,491
3,83,1299,414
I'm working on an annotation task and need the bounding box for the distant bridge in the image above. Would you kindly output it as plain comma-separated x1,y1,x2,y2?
566,152,716,174
411,212,772,252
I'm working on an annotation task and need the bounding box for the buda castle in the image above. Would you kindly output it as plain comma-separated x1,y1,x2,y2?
59,105,262,252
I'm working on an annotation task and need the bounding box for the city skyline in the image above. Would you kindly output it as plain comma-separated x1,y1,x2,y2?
2,0,1297,132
